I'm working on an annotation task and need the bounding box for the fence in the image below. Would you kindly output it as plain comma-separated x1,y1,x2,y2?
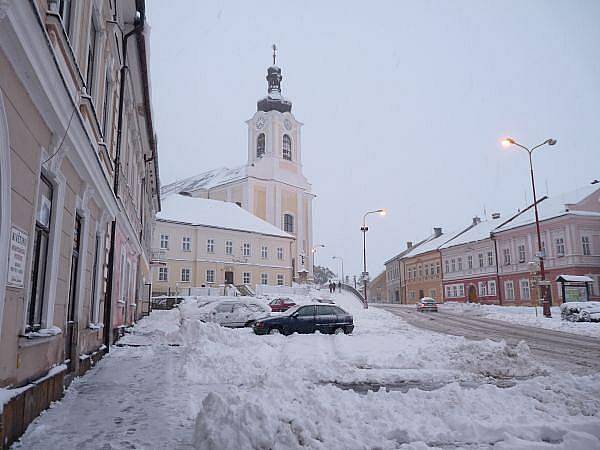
187,285,240,297
255,284,311,297
341,283,367,308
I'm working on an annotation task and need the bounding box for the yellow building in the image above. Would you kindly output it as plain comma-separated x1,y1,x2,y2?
152,196,294,295
161,55,314,281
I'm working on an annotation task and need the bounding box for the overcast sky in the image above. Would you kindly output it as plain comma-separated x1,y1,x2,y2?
147,0,600,279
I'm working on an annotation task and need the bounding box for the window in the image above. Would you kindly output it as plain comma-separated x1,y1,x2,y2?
226,240,233,255
90,234,101,323
277,247,283,260
261,273,268,285
86,17,98,97
520,279,530,300
478,253,484,268
487,251,494,266
182,237,191,252
206,269,215,283
419,265,423,278
58,0,73,36
67,215,83,334
28,176,53,331
488,280,497,296
459,284,464,297
467,255,473,269
505,281,515,300
445,260,449,273
158,267,168,282
256,133,265,158
160,234,169,249
277,274,284,286
436,263,440,275
452,286,458,298
297,305,315,317
207,239,215,253
102,69,111,138
283,214,294,233
430,289,436,299
425,265,429,278
478,281,487,297
181,268,190,282
582,236,591,256
555,238,565,257
282,134,292,160
261,246,268,259
451,259,456,272
458,258,463,271
518,244,526,263
243,243,251,257
409,291,416,300
243,272,251,284
503,248,511,265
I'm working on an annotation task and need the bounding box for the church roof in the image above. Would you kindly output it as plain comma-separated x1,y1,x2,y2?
157,195,293,239
160,166,247,198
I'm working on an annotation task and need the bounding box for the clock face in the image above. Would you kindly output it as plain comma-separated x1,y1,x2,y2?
256,116,265,130
284,119,292,130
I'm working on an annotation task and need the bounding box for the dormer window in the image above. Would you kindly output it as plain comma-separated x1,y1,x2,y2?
283,134,292,161
256,133,265,158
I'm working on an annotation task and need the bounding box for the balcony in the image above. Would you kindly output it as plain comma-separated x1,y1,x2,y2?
150,248,167,266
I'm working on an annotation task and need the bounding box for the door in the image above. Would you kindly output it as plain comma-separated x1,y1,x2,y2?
468,285,477,303
293,305,316,333
419,289,425,300
315,305,337,333
66,215,82,371
225,271,234,284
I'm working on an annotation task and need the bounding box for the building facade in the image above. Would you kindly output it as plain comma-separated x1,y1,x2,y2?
367,270,388,303
0,0,159,445
152,196,294,296
160,57,314,282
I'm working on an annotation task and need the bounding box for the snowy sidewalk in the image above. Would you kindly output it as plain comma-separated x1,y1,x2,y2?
13,292,600,449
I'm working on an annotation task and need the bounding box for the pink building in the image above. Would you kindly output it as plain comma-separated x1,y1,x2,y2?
492,186,600,305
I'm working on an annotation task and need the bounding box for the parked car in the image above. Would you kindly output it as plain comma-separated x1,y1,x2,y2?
560,301,600,322
315,297,335,304
416,297,438,312
198,300,270,328
151,296,183,310
253,304,354,335
269,297,296,312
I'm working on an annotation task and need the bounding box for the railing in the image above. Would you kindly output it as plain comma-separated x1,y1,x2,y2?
341,283,367,308
150,248,167,265
255,285,310,297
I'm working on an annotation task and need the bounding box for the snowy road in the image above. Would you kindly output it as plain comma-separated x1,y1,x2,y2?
378,305,600,374
13,292,600,449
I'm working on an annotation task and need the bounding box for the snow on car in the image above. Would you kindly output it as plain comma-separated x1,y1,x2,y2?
560,301,600,322
196,298,270,328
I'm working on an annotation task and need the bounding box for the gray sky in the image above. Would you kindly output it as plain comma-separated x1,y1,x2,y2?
147,0,600,278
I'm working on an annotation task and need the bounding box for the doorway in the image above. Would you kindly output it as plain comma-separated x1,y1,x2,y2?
468,285,477,303
225,271,234,284
65,215,82,371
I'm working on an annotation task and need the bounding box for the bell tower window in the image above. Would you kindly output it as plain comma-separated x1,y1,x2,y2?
256,133,265,158
283,134,292,161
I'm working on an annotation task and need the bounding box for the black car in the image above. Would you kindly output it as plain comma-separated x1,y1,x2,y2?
253,304,354,335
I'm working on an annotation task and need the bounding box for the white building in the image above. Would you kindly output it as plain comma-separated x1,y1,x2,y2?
161,54,314,281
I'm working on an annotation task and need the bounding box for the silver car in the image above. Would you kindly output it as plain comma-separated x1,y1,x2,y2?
199,300,270,328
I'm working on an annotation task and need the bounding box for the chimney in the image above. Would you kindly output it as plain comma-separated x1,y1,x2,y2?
433,227,442,237
472,216,481,225
491,212,501,219
406,241,413,249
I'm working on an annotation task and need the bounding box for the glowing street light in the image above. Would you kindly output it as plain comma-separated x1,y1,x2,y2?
501,136,557,318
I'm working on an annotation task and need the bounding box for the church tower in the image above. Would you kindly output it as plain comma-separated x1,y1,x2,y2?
245,46,314,281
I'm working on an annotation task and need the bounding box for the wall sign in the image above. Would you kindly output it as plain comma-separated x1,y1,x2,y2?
8,226,28,288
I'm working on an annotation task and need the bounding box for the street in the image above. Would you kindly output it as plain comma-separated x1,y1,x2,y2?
378,305,600,374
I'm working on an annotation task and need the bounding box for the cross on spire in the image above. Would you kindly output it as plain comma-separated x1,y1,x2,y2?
272,44,277,66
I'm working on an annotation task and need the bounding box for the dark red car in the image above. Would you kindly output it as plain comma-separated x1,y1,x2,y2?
269,298,296,312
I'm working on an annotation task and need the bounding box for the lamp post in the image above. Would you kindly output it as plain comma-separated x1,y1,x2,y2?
501,137,557,318
311,244,325,274
332,256,344,290
361,209,386,308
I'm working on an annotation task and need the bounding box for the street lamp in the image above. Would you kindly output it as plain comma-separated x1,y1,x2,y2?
311,244,325,273
502,137,557,318
332,256,344,290
361,208,386,308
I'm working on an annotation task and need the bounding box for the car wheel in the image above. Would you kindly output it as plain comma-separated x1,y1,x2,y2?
269,328,281,335
334,327,345,335
581,311,592,322
565,313,578,322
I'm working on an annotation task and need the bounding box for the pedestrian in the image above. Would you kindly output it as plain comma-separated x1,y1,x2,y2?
332,282,336,293
338,281,342,292
328,281,333,293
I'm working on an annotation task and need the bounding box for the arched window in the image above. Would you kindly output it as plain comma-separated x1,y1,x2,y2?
282,134,292,161
256,133,265,158
283,214,294,233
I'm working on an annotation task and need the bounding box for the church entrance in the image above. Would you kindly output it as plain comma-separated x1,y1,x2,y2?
225,271,234,285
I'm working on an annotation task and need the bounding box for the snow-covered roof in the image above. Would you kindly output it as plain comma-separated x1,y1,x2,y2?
161,166,247,199
403,229,462,258
440,218,504,249
157,195,293,239
495,185,600,232
555,275,594,283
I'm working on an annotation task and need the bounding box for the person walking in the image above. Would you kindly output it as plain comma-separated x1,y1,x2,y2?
328,281,333,294
338,281,342,292
332,282,336,294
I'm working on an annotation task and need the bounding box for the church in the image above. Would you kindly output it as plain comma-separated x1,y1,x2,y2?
160,49,315,283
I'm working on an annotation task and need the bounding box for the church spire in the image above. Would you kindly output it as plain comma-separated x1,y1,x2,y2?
257,44,292,113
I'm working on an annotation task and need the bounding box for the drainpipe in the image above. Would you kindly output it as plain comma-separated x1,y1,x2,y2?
104,12,145,350
492,234,503,306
